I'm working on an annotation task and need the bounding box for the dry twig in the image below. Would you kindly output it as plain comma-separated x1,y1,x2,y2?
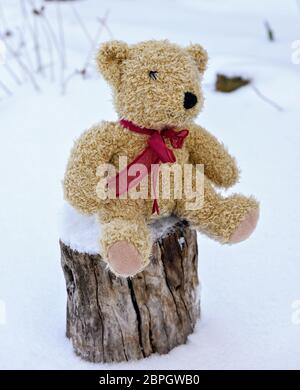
251,85,283,112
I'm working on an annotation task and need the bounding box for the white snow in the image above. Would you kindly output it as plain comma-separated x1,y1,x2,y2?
59,203,102,255
59,202,181,254
1,0,300,370
178,236,186,250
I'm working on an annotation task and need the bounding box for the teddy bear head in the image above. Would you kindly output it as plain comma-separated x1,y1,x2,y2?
97,40,208,130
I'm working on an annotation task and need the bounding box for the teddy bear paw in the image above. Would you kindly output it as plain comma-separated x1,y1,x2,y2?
107,240,145,277
229,208,259,244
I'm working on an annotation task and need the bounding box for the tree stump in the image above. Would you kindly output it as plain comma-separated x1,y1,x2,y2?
60,219,199,363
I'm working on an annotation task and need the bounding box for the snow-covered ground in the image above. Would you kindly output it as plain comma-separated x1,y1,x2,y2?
0,0,300,370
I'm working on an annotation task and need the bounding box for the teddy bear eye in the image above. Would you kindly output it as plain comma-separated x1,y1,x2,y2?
149,70,158,80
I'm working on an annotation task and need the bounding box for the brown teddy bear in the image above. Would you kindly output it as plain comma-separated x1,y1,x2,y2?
64,40,259,277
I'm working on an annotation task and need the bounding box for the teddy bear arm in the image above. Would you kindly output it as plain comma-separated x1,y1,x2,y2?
63,123,115,215
187,125,239,188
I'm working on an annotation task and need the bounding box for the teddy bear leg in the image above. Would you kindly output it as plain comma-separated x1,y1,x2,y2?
176,176,259,244
99,217,152,277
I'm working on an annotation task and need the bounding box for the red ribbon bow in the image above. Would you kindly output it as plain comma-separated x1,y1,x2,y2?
107,119,189,214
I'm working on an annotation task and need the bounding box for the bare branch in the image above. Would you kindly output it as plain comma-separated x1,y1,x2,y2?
61,70,78,94
20,0,43,73
3,37,41,91
0,1,114,98
0,80,13,96
83,10,110,71
70,3,94,44
264,20,275,42
39,15,55,81
56,1,66,68
4,61,23,85
0,1,8,30
98,11,114,40
251,85,283,112
16,26,35,74
41,13,65,66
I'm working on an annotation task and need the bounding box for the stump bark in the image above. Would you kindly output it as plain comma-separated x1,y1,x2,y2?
60,220,199,363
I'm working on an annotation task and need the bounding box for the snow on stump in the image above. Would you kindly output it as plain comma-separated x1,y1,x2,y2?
59,205,200,363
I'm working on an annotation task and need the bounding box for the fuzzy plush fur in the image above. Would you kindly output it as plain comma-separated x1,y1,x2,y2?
64,40,259,277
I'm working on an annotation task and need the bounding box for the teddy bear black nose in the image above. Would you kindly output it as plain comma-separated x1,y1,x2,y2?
184,92,198,109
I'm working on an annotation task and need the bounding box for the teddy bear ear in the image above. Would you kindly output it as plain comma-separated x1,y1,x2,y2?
186,44,208,73
96,40,129,86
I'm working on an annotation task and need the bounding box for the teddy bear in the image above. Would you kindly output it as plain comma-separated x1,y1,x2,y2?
63,40,259,277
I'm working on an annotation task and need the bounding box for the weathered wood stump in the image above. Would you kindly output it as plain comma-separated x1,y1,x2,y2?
60,220,199,363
